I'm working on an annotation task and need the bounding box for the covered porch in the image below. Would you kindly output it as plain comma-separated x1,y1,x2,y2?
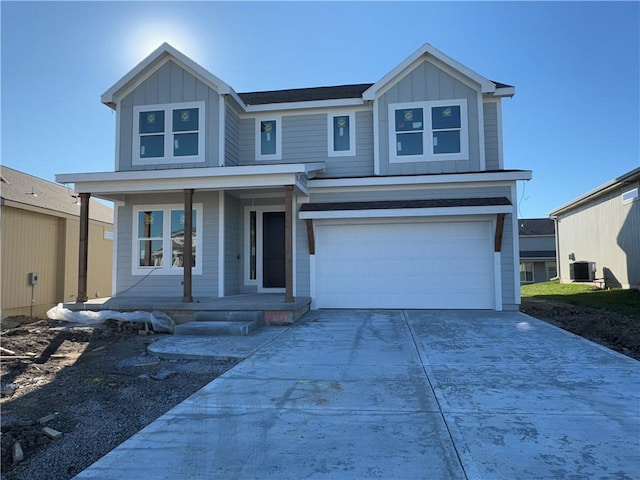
56,163,325,313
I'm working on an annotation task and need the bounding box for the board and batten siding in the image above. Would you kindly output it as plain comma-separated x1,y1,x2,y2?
376,59,481,176
118,60,221,171
556,184,640,289
238,110,374,177
114,192,219,297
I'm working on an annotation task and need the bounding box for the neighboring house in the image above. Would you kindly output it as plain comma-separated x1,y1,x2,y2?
550,167,640,290
518,218,556,284
0,166,114,319
57,43,531,311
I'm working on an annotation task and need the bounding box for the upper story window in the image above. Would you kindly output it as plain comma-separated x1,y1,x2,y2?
133,204,203,275
388,99,468,163
622,187,638,205
133,101,205,165
255,116,282,160
328,112,356,157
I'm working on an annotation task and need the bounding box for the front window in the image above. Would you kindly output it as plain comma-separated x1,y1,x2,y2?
520,262,534,283
389,100,468,163
328,112,356,156
134,102,205,165
133,204,202,275
256,117,282,160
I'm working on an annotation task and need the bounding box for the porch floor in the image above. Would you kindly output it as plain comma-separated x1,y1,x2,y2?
63,294,312,325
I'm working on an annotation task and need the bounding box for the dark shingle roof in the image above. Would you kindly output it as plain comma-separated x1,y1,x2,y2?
518,218,555,236
300,197,511,212
238,83,374,106
0,166,113,224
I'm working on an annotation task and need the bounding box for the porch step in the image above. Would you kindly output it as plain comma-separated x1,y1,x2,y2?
173,310,264,336
174,320,259,336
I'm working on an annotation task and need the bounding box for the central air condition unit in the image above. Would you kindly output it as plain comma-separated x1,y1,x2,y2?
569,261,596,282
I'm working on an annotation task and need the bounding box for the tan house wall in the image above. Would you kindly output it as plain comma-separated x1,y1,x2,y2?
1,205,113,319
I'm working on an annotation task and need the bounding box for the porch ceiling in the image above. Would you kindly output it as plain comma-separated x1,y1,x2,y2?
56,163,325,202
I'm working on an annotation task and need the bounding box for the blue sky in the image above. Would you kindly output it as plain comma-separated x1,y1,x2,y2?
2,1,638,218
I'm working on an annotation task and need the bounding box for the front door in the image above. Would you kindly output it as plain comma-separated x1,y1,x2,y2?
262,212,285,288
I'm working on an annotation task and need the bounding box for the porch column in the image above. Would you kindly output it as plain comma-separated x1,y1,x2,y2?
76,193,90,303
284,185,294,303
183,189,194,303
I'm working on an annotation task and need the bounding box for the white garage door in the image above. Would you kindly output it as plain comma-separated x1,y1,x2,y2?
314,220,495,309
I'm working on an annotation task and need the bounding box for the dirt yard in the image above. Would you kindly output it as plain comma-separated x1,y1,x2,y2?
1,300,638,479
0,318,237,480
520,297,640,361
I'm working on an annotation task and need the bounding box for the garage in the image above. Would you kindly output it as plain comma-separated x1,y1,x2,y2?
314,219,495,309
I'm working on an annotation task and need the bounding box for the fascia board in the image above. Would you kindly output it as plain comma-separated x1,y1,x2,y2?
74,174,300,194
308,171,532,189
299,204,512,220
244,97,366,113
101,43,232,106
56,163,326,185
363,43,495,101
549,167,640,216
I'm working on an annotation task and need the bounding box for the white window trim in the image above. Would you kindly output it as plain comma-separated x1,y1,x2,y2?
243,205,285,291
520,261,534,283
388,99,468,163
622,187,639,205
327,111,356,157
255,116,282,161
132,203,203,276
133,101,205,165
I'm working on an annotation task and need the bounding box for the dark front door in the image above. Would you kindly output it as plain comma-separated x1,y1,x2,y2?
262,212,285,288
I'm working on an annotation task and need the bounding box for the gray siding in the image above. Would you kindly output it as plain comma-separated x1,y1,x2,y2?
114,192,219,297
556,182,640,289
376,60,481,176
295,214,311,296
118,60,221,171
238,110,375,177
225,102,240,166
520,235,556,252
483,101,500,171
224,193,241,295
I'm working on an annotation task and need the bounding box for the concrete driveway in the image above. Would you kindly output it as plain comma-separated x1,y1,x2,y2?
75,310,639,479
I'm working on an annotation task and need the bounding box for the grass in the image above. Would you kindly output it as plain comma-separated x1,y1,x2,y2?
521,280,640,317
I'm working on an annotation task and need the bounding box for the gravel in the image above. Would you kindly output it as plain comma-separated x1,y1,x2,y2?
1,321,238,480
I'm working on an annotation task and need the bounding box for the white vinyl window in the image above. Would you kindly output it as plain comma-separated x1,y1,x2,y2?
133,101,205,165
389,99,468,163
520,262,534,283
132,204,203,275
622,187,638,205
328,112,356,157
255,116,282,160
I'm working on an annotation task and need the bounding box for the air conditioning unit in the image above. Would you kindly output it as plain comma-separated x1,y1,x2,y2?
569,261,596,282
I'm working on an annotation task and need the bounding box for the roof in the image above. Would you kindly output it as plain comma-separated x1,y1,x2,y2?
549,167,640,217
1,166,113,224
300,197,511,212
238,84,374,106
101,42,514,110
518,218,555,236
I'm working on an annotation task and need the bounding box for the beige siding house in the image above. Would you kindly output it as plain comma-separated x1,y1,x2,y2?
1,166,114,319
550,167,640,290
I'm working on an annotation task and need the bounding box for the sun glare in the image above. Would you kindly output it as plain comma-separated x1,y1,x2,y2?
126,20,201,67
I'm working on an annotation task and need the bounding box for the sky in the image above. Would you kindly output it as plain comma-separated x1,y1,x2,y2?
2,1,638,219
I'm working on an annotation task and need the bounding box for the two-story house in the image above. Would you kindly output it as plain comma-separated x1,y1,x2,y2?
518,218,557,284
57,43,531,312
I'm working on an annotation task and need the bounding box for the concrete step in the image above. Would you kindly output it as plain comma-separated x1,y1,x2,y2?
192,310,264,324
174,320,259,336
